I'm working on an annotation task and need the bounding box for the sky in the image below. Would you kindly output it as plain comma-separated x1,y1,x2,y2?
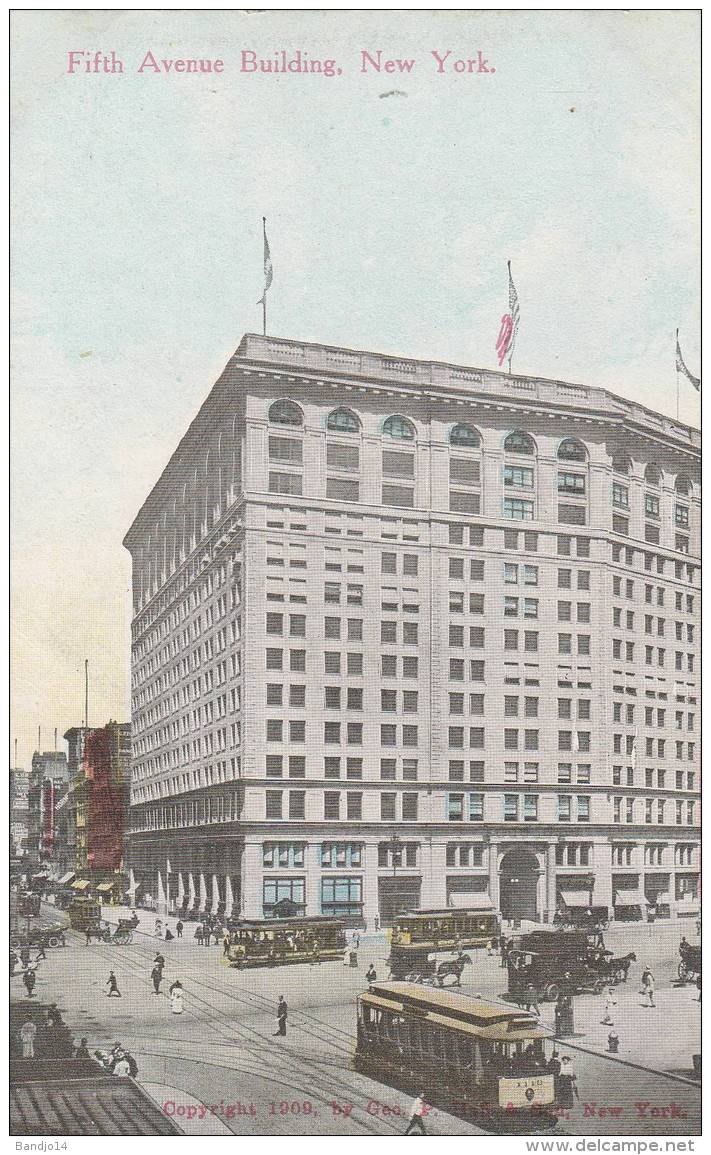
11,9,700,769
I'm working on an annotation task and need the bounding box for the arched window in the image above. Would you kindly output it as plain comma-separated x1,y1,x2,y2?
644,464,661,486
557,438,588,463
327,408,360,433
383,415,415,440
612,455,631,474
504,430,535,455
449,423,480,448
269,399,303,427
675,474,692,497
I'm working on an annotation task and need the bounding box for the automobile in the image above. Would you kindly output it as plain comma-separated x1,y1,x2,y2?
11,924,66,949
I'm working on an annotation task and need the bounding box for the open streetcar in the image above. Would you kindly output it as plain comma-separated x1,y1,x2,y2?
355,982,559,1130
389,907,500,980
224,916,347,968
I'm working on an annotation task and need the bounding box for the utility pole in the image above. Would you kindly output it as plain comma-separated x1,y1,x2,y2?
85,659,89,730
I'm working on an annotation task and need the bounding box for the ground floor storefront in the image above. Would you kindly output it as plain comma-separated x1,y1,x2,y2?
125,827,700,928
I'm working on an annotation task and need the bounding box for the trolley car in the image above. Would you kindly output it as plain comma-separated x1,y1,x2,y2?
224,916,347,968
389,907,500,977
355,982,559,1129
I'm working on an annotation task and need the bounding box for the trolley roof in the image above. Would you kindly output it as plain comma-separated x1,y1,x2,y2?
396,908,497,920
227,916,344,928
361,982,553,1042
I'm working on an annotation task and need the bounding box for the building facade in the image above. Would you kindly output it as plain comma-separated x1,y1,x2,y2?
124,335,700,925
59,723,131,887
10,768,30,859
27,751,70,869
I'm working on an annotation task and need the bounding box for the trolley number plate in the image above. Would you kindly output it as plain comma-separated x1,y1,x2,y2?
498,1075,554,1109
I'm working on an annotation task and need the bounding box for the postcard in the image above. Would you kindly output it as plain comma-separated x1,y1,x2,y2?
10,7,701,1146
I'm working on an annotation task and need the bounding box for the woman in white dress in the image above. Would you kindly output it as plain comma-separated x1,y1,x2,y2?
170,982,184,1015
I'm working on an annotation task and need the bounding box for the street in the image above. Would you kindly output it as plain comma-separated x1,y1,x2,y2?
10,910,700,1137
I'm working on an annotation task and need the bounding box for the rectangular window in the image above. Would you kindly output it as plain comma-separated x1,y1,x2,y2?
269,436,303,464
558,472,586,495
402,793,418,821
559,503,587,526
612,483,629,509
504,465,534,488
327,443,359,472
324,791,340,819
382,483,414,508
289,790,305,819
469,793,484,821
327,478,360,502
504,794,519,821
266,790,282,819
381,792,396,821
448,793,464,821
382,451,414,478
450,458,481,485
504,497,534,520
269,472,303,496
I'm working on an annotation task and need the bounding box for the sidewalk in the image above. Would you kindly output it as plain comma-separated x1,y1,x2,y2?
538,981,701,1079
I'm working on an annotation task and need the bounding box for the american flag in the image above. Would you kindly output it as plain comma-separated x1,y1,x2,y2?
257,217,273,305
496,261,520,369
675,329,700,391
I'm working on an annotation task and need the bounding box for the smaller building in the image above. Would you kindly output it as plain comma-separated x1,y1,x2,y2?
10,768,30,859
27,751,69,868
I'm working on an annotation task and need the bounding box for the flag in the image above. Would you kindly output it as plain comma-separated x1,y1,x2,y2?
496,261,520,368
257,217,273,305
675,330,700,391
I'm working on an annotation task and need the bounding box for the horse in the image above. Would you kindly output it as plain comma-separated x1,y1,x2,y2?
433,954,473,987
84,923,111,944
610,952,636,982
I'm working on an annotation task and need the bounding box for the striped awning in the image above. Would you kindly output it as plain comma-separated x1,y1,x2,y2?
58,872,75,886
560,890,590,908
614,890,649,906
96,882,118,893
71,880,91,891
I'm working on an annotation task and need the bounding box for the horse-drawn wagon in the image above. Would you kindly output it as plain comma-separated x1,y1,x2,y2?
678,940,701,984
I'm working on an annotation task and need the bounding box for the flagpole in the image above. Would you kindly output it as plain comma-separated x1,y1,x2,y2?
675,329,680,420
262,217,267,336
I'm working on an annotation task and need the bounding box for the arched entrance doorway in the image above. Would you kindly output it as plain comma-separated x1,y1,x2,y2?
499,847,540,923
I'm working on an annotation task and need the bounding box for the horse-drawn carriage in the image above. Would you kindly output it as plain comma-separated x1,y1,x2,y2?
507,929,633,1001
388,950,473,987
85,917,136,944
678,940,701,984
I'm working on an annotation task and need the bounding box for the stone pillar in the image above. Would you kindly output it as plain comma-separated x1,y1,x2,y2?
305,842,320,917
488,842,500,911
420,840,447,908
363,843,380,931
546,843,558,923
592,840,612,921
241,841,262,918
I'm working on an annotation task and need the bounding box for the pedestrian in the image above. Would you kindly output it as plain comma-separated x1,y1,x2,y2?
112,1051,131,1076
35,944,47,962
125,1051,139,1077
85,928,92,946
374,916,380,933
547,1050,561,1079
154,952,165,972
154,919,162,938
595,926,605,949
607,1029,619,1054
696,973,701,1002
47,1003,64,1027
524,983,541,1016
151,965,162,994
195,924,203,946
23,968,36,998
558,1056,578,1108
275,995,288,1036
74,1038,90,1059
106,970,121,997
640,964,655,1007
10,950,19,975
404,1091,428,1136
601,987,617,1025
353,932,361,951
20,947,31,967
165,927,174,941
176,920,183,939
223,932,231,955
19,1015,37,1058
170,982,184,1015
366,964,377,988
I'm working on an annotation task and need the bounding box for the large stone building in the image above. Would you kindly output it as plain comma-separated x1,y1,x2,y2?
27,750,70,868
124,335,700,926
10,767,30,859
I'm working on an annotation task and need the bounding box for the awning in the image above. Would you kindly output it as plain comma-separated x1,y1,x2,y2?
71,880,91,891
58,872,75,886
559,890,591,908
448,892,494,910
614,890,650,906
96,882,118,893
